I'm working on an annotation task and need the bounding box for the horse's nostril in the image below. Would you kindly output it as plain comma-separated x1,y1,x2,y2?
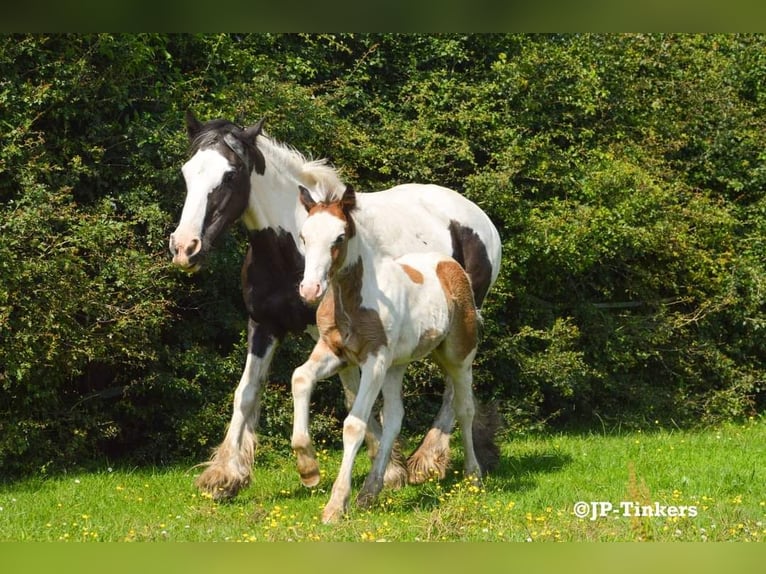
186,238,202,258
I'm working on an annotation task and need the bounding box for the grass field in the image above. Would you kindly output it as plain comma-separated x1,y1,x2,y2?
1,416,763,542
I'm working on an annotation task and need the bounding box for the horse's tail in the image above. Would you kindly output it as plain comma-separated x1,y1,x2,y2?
475,308,484,340
472,399,502,474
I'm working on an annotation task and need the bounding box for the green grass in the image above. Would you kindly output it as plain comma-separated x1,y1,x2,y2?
1,417,764,542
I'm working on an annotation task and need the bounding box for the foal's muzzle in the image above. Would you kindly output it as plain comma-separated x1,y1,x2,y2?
299,280,325,305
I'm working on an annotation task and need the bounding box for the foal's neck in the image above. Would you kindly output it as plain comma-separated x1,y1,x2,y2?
334,233,364,284
330,227,387,306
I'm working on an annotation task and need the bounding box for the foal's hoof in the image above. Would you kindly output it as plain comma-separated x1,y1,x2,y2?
300,469,321,488
465,470,483,488
357,475,384,509
295,448,321,487
321,504,346,524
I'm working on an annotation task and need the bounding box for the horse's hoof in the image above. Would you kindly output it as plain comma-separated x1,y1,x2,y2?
296,454,321,488
383,458,408,490
356,490,378,509
406,429,451,484
195,465,250,501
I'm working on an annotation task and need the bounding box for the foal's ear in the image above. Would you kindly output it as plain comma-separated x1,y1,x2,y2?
242,117,266,175
185,110,203,140
340,184,356,213
298,185,317,212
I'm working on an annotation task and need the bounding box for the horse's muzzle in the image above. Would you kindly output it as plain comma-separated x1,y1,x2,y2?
169,233,203,272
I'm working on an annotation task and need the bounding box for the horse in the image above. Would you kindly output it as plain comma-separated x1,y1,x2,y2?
169,111,502,500
295,184,483,522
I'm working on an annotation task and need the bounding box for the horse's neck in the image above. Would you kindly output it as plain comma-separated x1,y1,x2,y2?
243,136,345,238
241,139,305,235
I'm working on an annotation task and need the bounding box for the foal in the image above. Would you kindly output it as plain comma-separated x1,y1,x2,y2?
292,184,482,523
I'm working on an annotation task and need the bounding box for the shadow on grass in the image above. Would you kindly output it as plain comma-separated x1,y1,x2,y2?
341,444,575,514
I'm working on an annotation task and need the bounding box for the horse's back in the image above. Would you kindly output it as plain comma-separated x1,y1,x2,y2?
357,184,501,306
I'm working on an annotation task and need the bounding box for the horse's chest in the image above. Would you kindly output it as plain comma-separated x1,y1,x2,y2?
241,227,315,336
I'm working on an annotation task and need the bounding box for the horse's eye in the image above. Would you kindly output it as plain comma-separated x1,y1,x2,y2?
222,171,235,183
334,234,345,245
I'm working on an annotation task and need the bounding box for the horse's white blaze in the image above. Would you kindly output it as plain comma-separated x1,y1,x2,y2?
172,149,232,256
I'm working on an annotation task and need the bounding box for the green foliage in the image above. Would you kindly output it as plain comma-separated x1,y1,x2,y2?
1,33,764,475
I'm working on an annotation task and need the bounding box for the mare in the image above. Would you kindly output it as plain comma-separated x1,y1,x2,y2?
169,111,502,500
295,184,483,523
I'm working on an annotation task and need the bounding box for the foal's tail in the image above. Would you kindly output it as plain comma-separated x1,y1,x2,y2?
472,400,502,474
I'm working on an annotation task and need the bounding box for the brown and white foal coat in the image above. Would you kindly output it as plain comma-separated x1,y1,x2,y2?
292,185,482,523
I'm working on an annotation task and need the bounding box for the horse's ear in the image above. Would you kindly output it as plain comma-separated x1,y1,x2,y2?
298,185,317,212
242,117,266,175
243,117,266,140
341,184,356,213
185,110,203,140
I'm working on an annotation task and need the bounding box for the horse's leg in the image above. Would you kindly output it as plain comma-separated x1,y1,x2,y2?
406,383,455,484
339,367,408,489
195,320,277,500
290,340,345,487
322,353,389,524
357,365,406,508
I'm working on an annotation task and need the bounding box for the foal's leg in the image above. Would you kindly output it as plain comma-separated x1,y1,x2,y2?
291,340,345,487
339,367,408,489
357,365,406,508
450,363,481,481
196,321,277,500
322,353,389,524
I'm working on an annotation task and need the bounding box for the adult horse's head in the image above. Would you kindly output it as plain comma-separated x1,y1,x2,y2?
169,111,266,272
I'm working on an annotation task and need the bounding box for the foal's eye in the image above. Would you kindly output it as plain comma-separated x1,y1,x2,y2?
222,171,235,183
333,234,345,245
